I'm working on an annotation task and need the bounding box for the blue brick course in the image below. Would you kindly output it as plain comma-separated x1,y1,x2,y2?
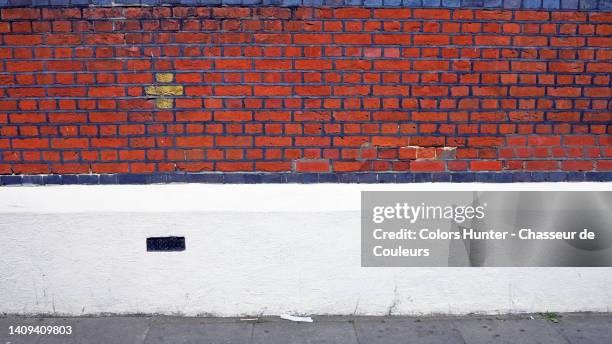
1,172,611,185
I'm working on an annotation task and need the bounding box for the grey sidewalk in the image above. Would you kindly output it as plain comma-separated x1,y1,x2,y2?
1,313,611,344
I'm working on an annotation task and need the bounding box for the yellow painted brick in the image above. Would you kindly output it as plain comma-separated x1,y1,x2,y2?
156,98,174,109
145,85,183,96
156,73,174,83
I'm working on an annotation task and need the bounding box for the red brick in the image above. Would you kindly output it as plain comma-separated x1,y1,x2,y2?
333,8,370,19
413,9,451,20
12,138,48,149
176,136,214,147
562,161,593,171
515,11,549,21
525,161,558,171
2,8,40,20
51,138,89,149
294,159,330,172
471,160,502,171
410,160,445,172
255,162,292,172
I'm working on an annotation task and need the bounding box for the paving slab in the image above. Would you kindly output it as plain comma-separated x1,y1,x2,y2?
1,314,611,344
452,317,569,344
143,317,252,344
554,314,612,344
354,317,465,344
252,319,358,344
0,317,151,344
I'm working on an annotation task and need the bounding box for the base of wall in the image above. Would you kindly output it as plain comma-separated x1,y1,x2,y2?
1,171,611,186
1,183,610,316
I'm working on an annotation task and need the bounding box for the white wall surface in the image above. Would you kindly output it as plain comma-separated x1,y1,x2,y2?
0,183,610,316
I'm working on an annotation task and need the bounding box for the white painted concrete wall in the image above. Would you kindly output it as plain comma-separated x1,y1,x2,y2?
1,183,610,316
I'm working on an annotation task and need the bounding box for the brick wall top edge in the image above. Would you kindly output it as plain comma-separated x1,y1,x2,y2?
0,0,610,10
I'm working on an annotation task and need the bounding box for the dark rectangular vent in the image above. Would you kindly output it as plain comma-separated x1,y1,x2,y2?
147,236,185,252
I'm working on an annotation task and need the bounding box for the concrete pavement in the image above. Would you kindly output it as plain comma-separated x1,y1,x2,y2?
1,313,610,344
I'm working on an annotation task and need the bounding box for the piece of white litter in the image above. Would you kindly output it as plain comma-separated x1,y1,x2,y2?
240,318,259,321
280,314,313,323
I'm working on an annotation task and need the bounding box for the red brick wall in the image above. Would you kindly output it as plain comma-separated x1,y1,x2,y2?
0,7,610,178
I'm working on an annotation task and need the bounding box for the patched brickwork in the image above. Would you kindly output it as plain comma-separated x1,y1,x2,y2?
0,7,610,183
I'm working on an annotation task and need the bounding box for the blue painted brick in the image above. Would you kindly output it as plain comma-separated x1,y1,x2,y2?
300,173,319,184
512,172,531,182
1,175,23,185
323,0,344,5
9,0,33,5
494,173,513,183
579,0,598,8
177,173,203,183
31,0,50,5
523,0,542,7
547,172,567,182
483,0,502,6
280,0,300,5
70,0,89,5
168,173,190,183
117,174,148,184
475,173,497,183
61,175,79,185
337,173,358,183
442,0,461,6
345,0,363,4
585,172,611,182
414,173,432,183
242,174,262,184
402,0,421,5
259,173,283,183
223,174,246,184
566,172,585,182
364,0,383,6
561,0,579,6
396,173,415,183
147,173,168,184
303,0,323,5
530,172,548,182
318,173,339,183
432,173,451,182
511,173,530,182
601,0,612,9
422,0,441,5
43,175,62,185
91,0,113,4
98,174,117,184
77,175,99,185
357,173,378,183
542,0,560,7
462,0,484,6
503,0,521,7
383,0,403,5
377,173,396,183
452,173,476,183
284,173,302,183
